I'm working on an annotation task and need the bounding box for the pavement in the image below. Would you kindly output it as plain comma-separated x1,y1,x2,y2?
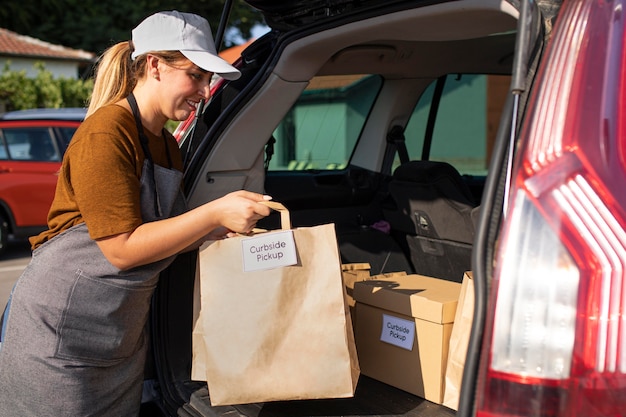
0,239,32,309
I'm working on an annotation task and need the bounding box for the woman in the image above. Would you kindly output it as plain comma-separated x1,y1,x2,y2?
0,11,271,416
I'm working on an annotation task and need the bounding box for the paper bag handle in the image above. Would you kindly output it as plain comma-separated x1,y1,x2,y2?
260,201,291,230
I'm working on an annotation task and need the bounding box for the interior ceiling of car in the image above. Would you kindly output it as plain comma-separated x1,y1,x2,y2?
271,0,519,81
321,35,517,77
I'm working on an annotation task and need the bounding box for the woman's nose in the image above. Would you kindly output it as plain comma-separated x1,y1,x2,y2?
199,84,211,100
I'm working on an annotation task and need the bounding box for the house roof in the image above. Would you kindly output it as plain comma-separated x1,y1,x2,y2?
219,39,255,64
0,28,95,62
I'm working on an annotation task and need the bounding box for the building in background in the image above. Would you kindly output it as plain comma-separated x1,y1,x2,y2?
0,28,94,79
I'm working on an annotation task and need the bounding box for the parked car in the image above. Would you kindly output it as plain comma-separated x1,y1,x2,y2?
141,0,626,416
0,108,86,255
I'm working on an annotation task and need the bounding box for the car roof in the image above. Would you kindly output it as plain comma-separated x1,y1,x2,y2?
0,108,86,121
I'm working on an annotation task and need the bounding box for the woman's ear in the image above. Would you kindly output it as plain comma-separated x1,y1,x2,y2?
146,54,160,80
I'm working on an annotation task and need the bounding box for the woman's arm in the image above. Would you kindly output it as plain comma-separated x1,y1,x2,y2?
96,190,272,270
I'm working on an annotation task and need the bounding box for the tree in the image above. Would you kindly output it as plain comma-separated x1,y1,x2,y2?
0,0,264,56
0,63,93,111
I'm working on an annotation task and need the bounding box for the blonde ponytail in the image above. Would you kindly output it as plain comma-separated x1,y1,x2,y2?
86,41,143,117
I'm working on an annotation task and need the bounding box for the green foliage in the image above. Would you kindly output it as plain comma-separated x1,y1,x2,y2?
0,64,36,110
0,62,93,111
57,78,93,108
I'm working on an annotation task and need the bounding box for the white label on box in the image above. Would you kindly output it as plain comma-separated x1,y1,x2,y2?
241,230,298,272
380,314,415,351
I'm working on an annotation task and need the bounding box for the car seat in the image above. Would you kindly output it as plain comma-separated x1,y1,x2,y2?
382,160,478,282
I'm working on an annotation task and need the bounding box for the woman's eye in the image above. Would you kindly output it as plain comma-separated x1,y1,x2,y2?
189,73,202,80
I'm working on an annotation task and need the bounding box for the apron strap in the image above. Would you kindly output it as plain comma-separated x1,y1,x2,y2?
127,93,161,218
127,93,174,168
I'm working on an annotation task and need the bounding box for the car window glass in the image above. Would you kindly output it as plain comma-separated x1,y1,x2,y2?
268,74,382,171
403,74,510,176
4,127,60,162
57,127,78,151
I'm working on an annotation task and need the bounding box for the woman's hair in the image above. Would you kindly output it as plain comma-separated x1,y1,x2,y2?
86,42,188,117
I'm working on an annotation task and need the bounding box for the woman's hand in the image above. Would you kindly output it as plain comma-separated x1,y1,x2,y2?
96,191,273,270
212,191,273,234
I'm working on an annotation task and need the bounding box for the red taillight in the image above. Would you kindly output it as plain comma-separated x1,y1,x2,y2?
476,1,626,416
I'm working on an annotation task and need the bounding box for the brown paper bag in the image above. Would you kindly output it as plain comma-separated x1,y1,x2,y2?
443,271,474,410
192,202,360,406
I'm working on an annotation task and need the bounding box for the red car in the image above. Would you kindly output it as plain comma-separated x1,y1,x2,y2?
0,108,85,255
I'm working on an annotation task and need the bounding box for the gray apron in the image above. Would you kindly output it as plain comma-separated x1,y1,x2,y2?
0,95,187,417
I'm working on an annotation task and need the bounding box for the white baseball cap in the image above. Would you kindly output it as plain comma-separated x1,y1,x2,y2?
131,10,241,80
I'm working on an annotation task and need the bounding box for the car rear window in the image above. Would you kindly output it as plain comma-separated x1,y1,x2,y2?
268,74,383,171
266,73,509,175
404,73,510,176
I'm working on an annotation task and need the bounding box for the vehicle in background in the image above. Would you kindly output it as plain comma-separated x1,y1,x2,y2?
0,108,85,255
142,0,626,416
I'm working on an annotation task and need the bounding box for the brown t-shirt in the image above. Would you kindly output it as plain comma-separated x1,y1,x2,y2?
30,104,183,249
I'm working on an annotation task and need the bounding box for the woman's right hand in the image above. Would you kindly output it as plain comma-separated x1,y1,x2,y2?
212,191,273,234
96,191,273,270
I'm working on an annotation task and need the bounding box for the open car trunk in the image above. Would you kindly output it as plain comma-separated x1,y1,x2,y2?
147,1,563,416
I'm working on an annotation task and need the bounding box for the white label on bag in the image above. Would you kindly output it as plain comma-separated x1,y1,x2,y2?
241,230,298,272
380,314,415,351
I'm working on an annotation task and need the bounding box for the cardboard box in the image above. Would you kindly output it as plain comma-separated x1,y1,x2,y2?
353,274,461,404
342,263,372,309
341,263,371,328
342,264,408,328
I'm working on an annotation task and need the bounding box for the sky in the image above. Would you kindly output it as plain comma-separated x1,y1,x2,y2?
227,23,270,44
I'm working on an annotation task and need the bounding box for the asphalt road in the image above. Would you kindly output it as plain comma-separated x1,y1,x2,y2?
0,239,32,309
